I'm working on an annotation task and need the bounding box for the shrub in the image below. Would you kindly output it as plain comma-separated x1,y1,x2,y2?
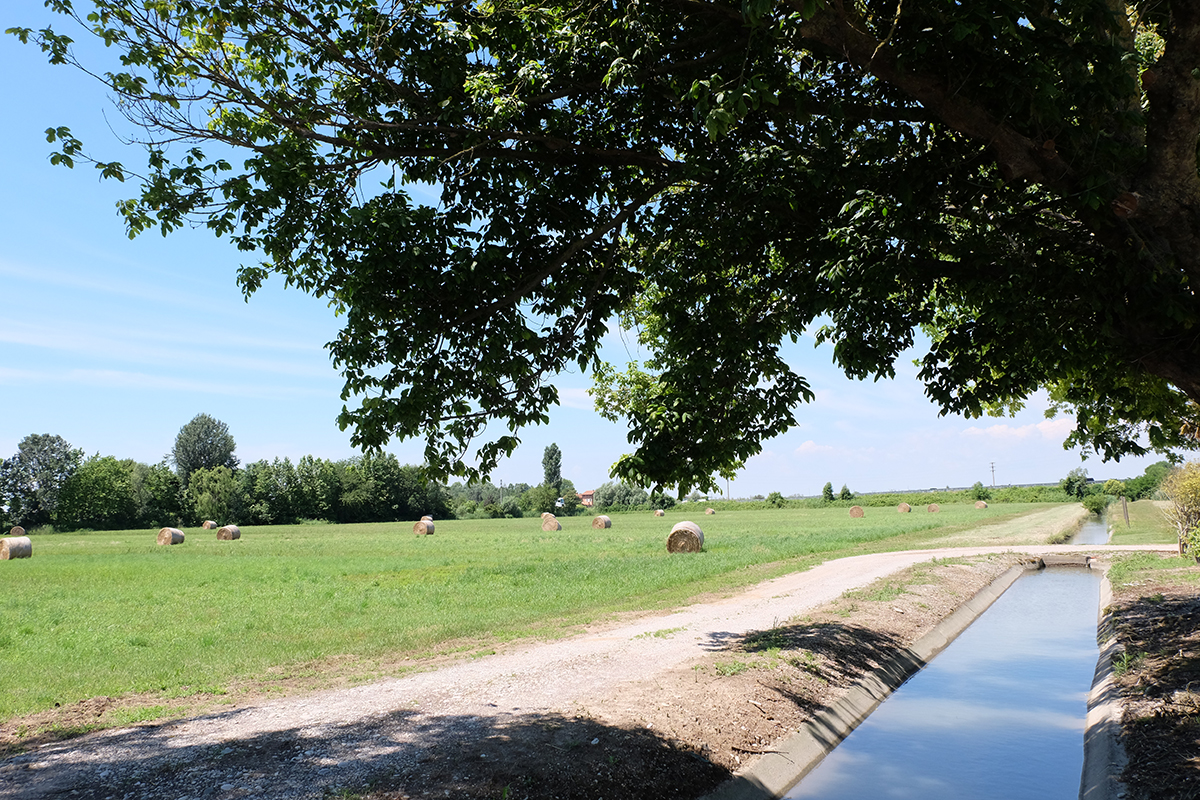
1158,462,1200,555
1081,494,1109,515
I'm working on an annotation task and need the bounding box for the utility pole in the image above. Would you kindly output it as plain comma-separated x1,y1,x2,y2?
990,462,996,487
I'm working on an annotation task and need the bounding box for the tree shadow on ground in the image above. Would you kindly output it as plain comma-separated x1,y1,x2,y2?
1,704,731,800
1115,591,1200,800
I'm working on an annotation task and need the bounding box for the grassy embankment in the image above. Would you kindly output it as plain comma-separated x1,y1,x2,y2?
1,503,1076,725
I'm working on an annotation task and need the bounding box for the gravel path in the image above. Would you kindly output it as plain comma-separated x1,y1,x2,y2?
0,544,1171,800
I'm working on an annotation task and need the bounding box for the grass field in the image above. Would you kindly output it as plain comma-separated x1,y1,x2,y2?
1109,498,1179,546
0,503,1077,721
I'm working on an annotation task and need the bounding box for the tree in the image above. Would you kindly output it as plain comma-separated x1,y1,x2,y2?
766,491,785,508
1060,467,1091,500
130,460,186,528
558,478,580,516
55,455,137,531
1102,479,1127,497
0,434,83,528
822,482,835,504
543,444,563,493
16,3,1200,493
171,414,238,487
838,484,853,501
970,482,991,502
185,466,237,525
1158,462,1200,555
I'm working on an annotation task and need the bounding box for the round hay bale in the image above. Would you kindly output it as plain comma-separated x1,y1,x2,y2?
667,521,704,553
705,508,716,515
849,505,865,518
413,520,435,535
897,503,911,513
1,536,32,560
421,515,433,522
157,527,184,546
201,520,218,530
217,524,241,540
9,526,25,537
975,500,988,509
927,503,940,513
541,516,561,532
654,509,665,517
592,515,612,529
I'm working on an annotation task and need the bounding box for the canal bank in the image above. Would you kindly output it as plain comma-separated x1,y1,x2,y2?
704,555,1124,800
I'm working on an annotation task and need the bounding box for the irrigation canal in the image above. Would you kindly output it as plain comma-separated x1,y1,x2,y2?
780,565,1103,799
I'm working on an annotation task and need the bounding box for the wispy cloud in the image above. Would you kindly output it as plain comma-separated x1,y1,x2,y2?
0,366,329,398
795,440,836,455
556,386,595,410
961,417,1075,440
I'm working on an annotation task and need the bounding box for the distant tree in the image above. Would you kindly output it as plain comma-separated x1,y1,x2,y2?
520,483,559,515
55,455,137,531
172,413,238,487
186,466,237,524
647,490,676,510
822,482,835,504
766,491,785,508
130,460,185,528
558,478,580,515
969,481,991,501
1102,479,1127,497
1059,467,1091,499
294,455,341,521
838,484,853,501
1081,494,1110,515
591,481,650,510
1158,463,1200,556
543,443,562,492
1126,461,1172,501
0,434,84,528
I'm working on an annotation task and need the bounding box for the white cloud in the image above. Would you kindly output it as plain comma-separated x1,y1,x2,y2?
795,440,836,455
555,386,595,410
961,417,1075,440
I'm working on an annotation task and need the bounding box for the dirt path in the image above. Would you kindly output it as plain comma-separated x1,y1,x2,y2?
0,543,1172,800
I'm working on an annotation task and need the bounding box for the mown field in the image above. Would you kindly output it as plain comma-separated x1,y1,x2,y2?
0,503,1140,721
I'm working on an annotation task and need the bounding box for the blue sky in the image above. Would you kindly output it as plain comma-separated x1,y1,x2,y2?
0,4,1164,498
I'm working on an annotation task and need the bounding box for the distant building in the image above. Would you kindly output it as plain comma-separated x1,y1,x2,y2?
579,490,594,507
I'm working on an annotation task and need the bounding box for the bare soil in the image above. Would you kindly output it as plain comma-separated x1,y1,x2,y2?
1110,562,1200,800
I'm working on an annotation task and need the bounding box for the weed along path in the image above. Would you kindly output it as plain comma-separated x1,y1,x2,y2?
0,543,1174,800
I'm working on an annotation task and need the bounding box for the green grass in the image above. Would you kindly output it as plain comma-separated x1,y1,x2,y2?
0,504,1069,720
1109,499,1178,546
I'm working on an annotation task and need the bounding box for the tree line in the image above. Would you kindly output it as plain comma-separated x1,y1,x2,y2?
0,420,587,532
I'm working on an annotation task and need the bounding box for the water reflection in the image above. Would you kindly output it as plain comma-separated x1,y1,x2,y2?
784,568,1101,800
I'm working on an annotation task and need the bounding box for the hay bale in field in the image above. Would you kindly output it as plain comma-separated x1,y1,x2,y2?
9,526,25,537
897,503,911,513
975,500,988,509
217,524,241,540
592,515,612,529
705,508,715,515
1,536,32,560
667,521,704,553
654,509,665,517
421,515,433,522
413,520,435,535
541,516,561,532
201,520,217,530
541,512,554,520
849,505,865,518
927,503,940,513
157,527,185,546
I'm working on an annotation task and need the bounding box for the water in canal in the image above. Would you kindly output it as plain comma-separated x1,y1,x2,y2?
783,567,1102,800
1072,514,1110,545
